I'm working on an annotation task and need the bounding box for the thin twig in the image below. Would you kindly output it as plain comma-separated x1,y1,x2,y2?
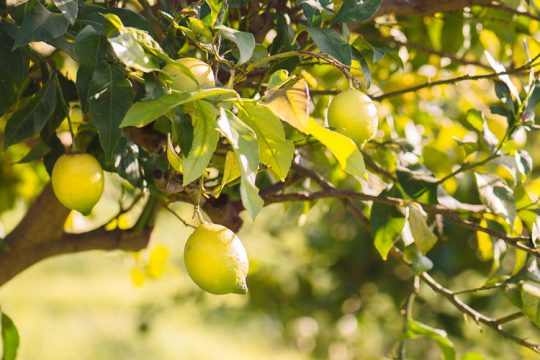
372,53,540,101
397,276,420,359
292,162,371,228
366,33,491,70
487,1,540,22
495,311,524,324
421,271,540,352
262,188,538,256
452,281,507,295
162,205,196,229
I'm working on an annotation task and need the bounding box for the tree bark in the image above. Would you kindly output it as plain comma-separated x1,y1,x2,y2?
0,184,152,286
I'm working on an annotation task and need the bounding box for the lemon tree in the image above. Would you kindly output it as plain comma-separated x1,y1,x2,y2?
2,0,540,359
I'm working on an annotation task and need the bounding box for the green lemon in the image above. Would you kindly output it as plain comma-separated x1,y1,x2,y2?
163,57,215,92
184,223,249,295
327,89,378,148
51,153,104,215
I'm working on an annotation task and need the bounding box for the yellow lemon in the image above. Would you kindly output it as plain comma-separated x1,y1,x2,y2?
184,223,249,295
163,57,215,92
327,89,378,148
51,153,104,215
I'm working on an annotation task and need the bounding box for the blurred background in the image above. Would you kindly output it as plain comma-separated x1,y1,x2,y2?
0,169,538,359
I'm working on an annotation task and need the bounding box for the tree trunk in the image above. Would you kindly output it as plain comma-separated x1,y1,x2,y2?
0,184,151,286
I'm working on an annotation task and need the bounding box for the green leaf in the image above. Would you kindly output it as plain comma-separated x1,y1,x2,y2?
237,103,294,181
484,50,521,105
87,63,133,159
182,101,220,186
121,88,238,128
0,27,29,116
265,79,310,133
405,319,456,360
76,66,94,113
465,109,484,132
126,27,172,63
403,244,433,274
217,108,263,219
113,138,143,187
474,173,516,223
77,6,152,33
108,32,159,72
267,69,291,90
370,188,405,260
521,281,540,327
74,25,108,67
53,0,78,24
1,313,19,360
441,14,464,54
332,0,381,24
305,27,351,66
308,118,365,178
3,77,57,149
216,151,241,194
408,203,437,254
203,0,223,26
16,140,51,163
100,13,126,35
167,133,183,173
215,25,256,65
13,1,69,49
170,107,194,156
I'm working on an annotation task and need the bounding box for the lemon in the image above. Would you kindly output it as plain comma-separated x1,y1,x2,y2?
51,153,104,215
184,223,249,295
327,89,378,148
163,57,215,92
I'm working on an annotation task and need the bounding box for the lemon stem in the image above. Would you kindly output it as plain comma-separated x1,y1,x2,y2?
194,176,207,224
55,75,78,152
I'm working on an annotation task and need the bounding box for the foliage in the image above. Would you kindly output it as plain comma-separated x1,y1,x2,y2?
2,0,540,358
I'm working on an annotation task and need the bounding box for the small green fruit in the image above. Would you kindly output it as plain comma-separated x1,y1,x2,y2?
51,153,104,215
184,223,249,295
163,57,215,92
327,89,378,148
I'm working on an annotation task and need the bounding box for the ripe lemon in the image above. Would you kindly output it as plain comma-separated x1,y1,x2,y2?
327,89,378,148
163,57,215,92
51,153,104,215
184,223,249,295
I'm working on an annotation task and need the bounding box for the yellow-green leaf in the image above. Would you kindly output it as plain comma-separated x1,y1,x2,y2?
308,118,365,178
408,203,438,254
167,133,183,173
182,101,220,186
237,103,294,180
120,88,238,128
214,151,241,196
265,79,310,133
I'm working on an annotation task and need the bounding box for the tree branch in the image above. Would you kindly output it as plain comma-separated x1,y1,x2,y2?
376,0,492,17
282,165,540,354
372,52,540,101
0,184,153,287
262,187,539,257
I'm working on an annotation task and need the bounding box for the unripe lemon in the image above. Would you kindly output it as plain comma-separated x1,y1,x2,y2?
327,89,378,148
51,153,104,215
163,57,215,92
184,223,249,295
